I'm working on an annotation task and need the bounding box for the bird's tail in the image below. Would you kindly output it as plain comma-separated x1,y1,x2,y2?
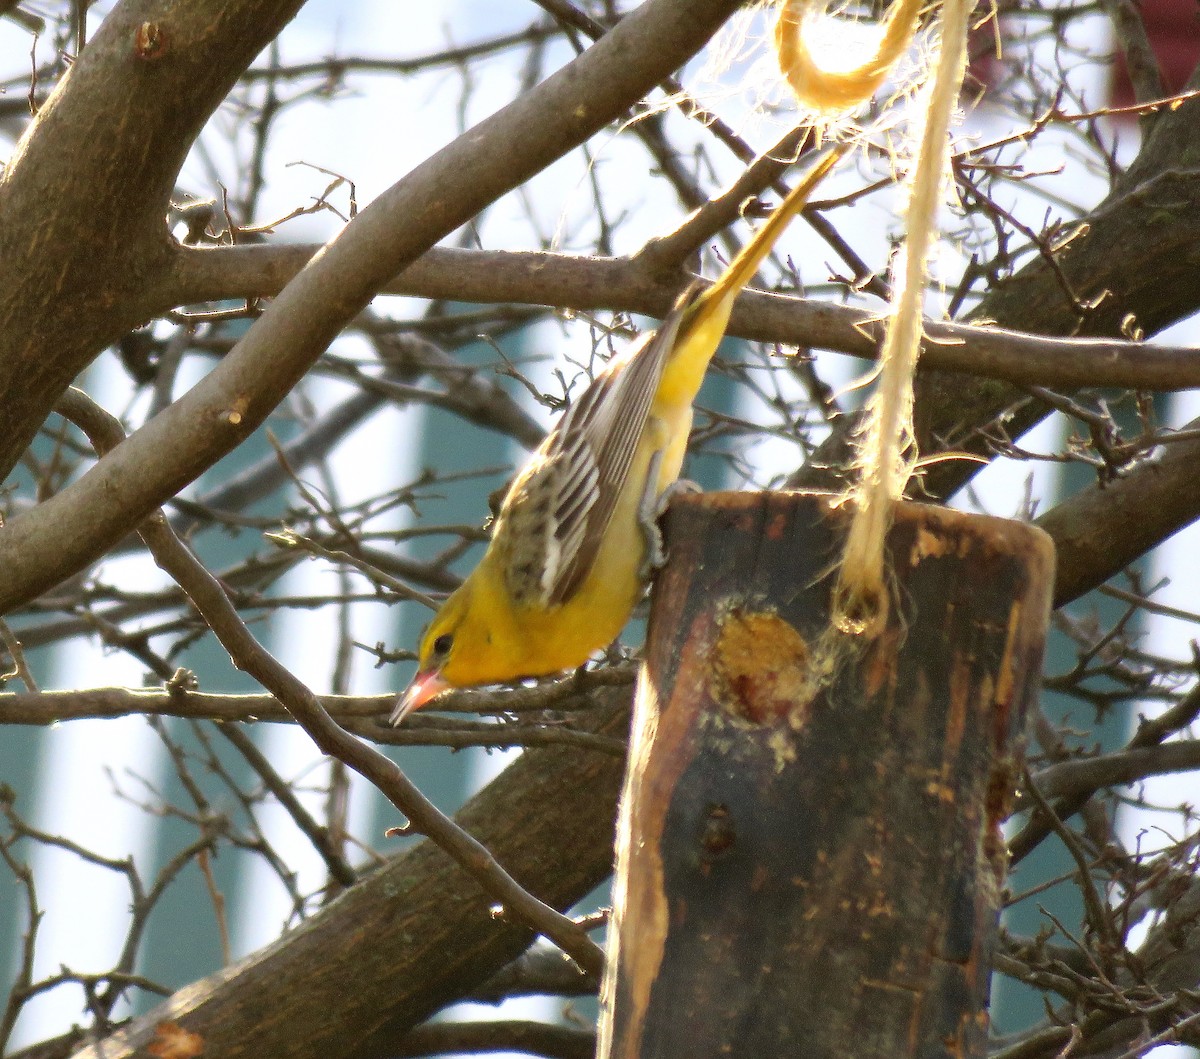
701,143,848,313
656,144,847,405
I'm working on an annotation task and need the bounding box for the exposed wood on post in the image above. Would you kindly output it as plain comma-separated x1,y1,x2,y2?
598,491,1055,1059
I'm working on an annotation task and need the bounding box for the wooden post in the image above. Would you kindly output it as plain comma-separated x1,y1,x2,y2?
597,491,1054,1059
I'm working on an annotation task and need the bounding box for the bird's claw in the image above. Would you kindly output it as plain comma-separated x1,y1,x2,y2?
656,477,701,517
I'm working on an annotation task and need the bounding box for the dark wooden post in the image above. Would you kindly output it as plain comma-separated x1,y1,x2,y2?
597,491,1054,1059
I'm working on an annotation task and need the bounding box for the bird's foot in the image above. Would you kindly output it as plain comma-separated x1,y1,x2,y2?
656,477,701,518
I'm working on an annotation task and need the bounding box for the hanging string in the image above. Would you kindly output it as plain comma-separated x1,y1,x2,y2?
774,0,976,637
832,0,973,634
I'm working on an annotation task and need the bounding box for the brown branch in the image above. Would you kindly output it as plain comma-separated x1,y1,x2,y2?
1021,771,1123,973
1029,740,1200,803
1040,414,1200,608
388,1019,596,1059
0,619,39,692
1004,682,1200,864
238,23,566,81
0,687,387,724
0,0,308,480
168,242,1200,394
6,1030,81,1059
0,665,634,722
0,686,630,755
1101,0,1165,118
630,123,816,274
470,943,600,1003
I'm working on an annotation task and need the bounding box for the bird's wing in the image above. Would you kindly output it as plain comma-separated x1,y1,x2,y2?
498,288,700,608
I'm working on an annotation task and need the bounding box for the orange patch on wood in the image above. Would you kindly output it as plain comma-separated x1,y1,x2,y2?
911,524,952,564
710,608,812,725
148,1022,204,1059
863,627,900,698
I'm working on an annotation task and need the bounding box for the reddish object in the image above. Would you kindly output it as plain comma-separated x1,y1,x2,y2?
968,0,1200,111
1112,0,1200,108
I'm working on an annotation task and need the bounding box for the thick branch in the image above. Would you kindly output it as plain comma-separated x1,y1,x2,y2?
1039,414,1200,607
170,243,1200,393
0,0,307,479
1030,741,1200,802
389,1020,596,1059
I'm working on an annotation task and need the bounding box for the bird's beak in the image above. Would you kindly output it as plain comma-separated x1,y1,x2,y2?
390,668,450,726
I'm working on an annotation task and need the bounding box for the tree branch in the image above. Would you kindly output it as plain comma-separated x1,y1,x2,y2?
1039,414,1200,607
169,242,1200,393
0,0,307,479
0,686,630,755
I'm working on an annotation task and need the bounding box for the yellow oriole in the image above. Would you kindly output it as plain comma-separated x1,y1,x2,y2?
392,148,842,723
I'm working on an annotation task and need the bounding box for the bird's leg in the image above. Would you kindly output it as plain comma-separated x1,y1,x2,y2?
637,449,667,581
636,452,702,581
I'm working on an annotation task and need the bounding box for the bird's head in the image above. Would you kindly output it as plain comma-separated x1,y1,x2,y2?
390,582,489,725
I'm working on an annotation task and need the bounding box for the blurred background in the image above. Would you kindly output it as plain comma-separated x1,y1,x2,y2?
1,1,1199,1057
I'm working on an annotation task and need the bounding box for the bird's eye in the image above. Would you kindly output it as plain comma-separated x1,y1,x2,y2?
432,633,454,658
